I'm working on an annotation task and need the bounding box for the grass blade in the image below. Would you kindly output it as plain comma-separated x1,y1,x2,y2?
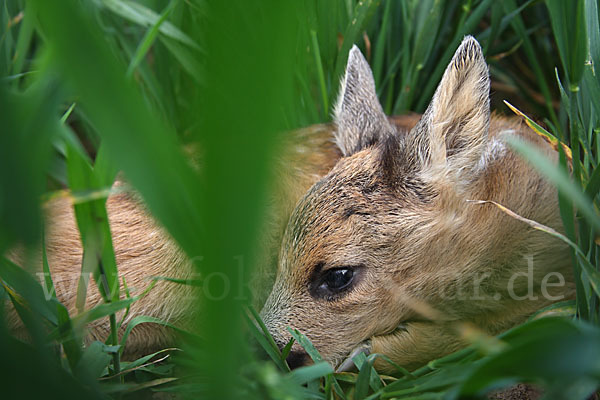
506,136,600,232
100,0,201,51
288,362,333,385
126,0,176,78
469,199,600,298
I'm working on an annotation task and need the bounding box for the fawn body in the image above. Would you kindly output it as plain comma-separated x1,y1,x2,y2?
8,37,573,371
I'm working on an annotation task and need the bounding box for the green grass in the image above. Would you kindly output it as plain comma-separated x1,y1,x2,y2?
1,0,599,399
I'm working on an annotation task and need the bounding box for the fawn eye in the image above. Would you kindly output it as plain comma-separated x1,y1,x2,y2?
308,264,362,299
320,268,354,292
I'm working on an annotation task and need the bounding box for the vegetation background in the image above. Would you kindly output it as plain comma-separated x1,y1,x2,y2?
0,0,599,399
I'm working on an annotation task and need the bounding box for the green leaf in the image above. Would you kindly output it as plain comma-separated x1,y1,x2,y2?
0,81,60,250
0,257,58,325
10,0,34,79
585,162,600,200
310,29,328,118
528,300,577,320
502,0,559,127
40,228,55,301
287,327,324,363
66,142,120,305
288,362,333,385
126,0,176,78
506,136,600,233
281,337,295,361
585,0,600,73
100,0,202,51
413,0,494,112
577,253,600,299
119,315,180,355
75,340,115,381
333,0,381,84
546,0,588,87
353,351,384,398
458,318,600,397
288,327,348,400
93,142,119,189
102,377,179,394
159,36,204,84
72,297,136,330
244,312,289,372
114,347,177,377
56,302,83,372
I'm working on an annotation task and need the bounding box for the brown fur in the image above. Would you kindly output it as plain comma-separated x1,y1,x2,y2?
260,37,574,372
7,37,574,373
6,121,343,357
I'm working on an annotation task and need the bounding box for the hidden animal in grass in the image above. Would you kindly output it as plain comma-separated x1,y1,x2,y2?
6,36,573,372
5,114,344,358
260,36,574,372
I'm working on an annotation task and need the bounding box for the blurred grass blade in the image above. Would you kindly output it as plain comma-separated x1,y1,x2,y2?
288,362,333,385
247,306,283,360
32,0,206,259
101,377,179,394
59,102,76,124
126,0,175,78
0,257,58,325
75,340,115,381
71,297,136,330
244,310,289,372
109,348,176,376
56,301,84,371
10,0,34,78
577,254,600,298
0,81,60,251
505,136,600,232
119,315,181,355
66,143,119,304
469,199,600,298
371,0,392,84
529,300,577,320
288,327,348,399
100,0,202,51
93,143,119,189
354,351,384,397
458,318,600,397
159,36,204,84
310,29,328,117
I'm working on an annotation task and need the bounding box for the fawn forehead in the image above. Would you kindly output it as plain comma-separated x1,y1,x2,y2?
284,139,431,258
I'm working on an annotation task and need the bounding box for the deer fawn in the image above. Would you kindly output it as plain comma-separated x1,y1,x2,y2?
7,36,573,372
6,121,342,357
260,36,574,372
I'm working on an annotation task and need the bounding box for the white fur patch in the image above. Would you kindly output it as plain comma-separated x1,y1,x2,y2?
475,130,512,171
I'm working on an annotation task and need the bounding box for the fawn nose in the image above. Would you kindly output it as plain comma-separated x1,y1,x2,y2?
285,349,309,369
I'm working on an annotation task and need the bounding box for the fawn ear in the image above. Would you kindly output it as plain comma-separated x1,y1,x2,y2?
409,36,490,172
334,45,394,157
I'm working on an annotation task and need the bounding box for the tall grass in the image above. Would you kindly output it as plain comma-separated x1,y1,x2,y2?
0,0,599,399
